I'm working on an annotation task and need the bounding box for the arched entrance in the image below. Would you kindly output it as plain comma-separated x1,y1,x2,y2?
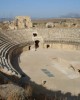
33,33,37,37
35,40,40,49
29,46,31,50
46,44,50,48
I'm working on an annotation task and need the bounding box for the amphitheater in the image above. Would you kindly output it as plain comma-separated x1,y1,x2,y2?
0,18,80,98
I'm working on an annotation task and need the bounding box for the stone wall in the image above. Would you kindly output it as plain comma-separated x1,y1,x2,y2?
15,16,32,29
1,18,80,30
2,28,80,50
43,42,80,50
0,16,32,30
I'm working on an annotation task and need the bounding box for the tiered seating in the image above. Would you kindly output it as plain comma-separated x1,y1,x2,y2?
0,32,21,78
0,28,36,79
0,29,34,78
3,28,80,45
36,28,80,44
0,28,80,79
2,29,33,44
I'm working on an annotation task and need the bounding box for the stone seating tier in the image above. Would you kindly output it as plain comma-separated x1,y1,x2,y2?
0,28,80,78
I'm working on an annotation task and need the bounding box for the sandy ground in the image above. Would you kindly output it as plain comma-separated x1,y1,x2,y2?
19,48,80,95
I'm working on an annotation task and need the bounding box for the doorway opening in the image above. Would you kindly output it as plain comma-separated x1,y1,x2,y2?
33,33,37,37
35,40,40,49
46,44,50,48
29,46,31,50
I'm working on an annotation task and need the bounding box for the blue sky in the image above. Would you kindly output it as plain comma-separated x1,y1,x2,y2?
0,0,80,18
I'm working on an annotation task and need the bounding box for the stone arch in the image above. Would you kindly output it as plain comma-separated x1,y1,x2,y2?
46,44,50,48
33,33,37,37
29,46,31,50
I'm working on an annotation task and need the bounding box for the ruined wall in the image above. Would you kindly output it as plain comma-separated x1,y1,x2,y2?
15,16,32,29
8,16,32,30
9,21,17,30
43,43,80,50
1,18,80,30
22,28,80,50
2,28,80,50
